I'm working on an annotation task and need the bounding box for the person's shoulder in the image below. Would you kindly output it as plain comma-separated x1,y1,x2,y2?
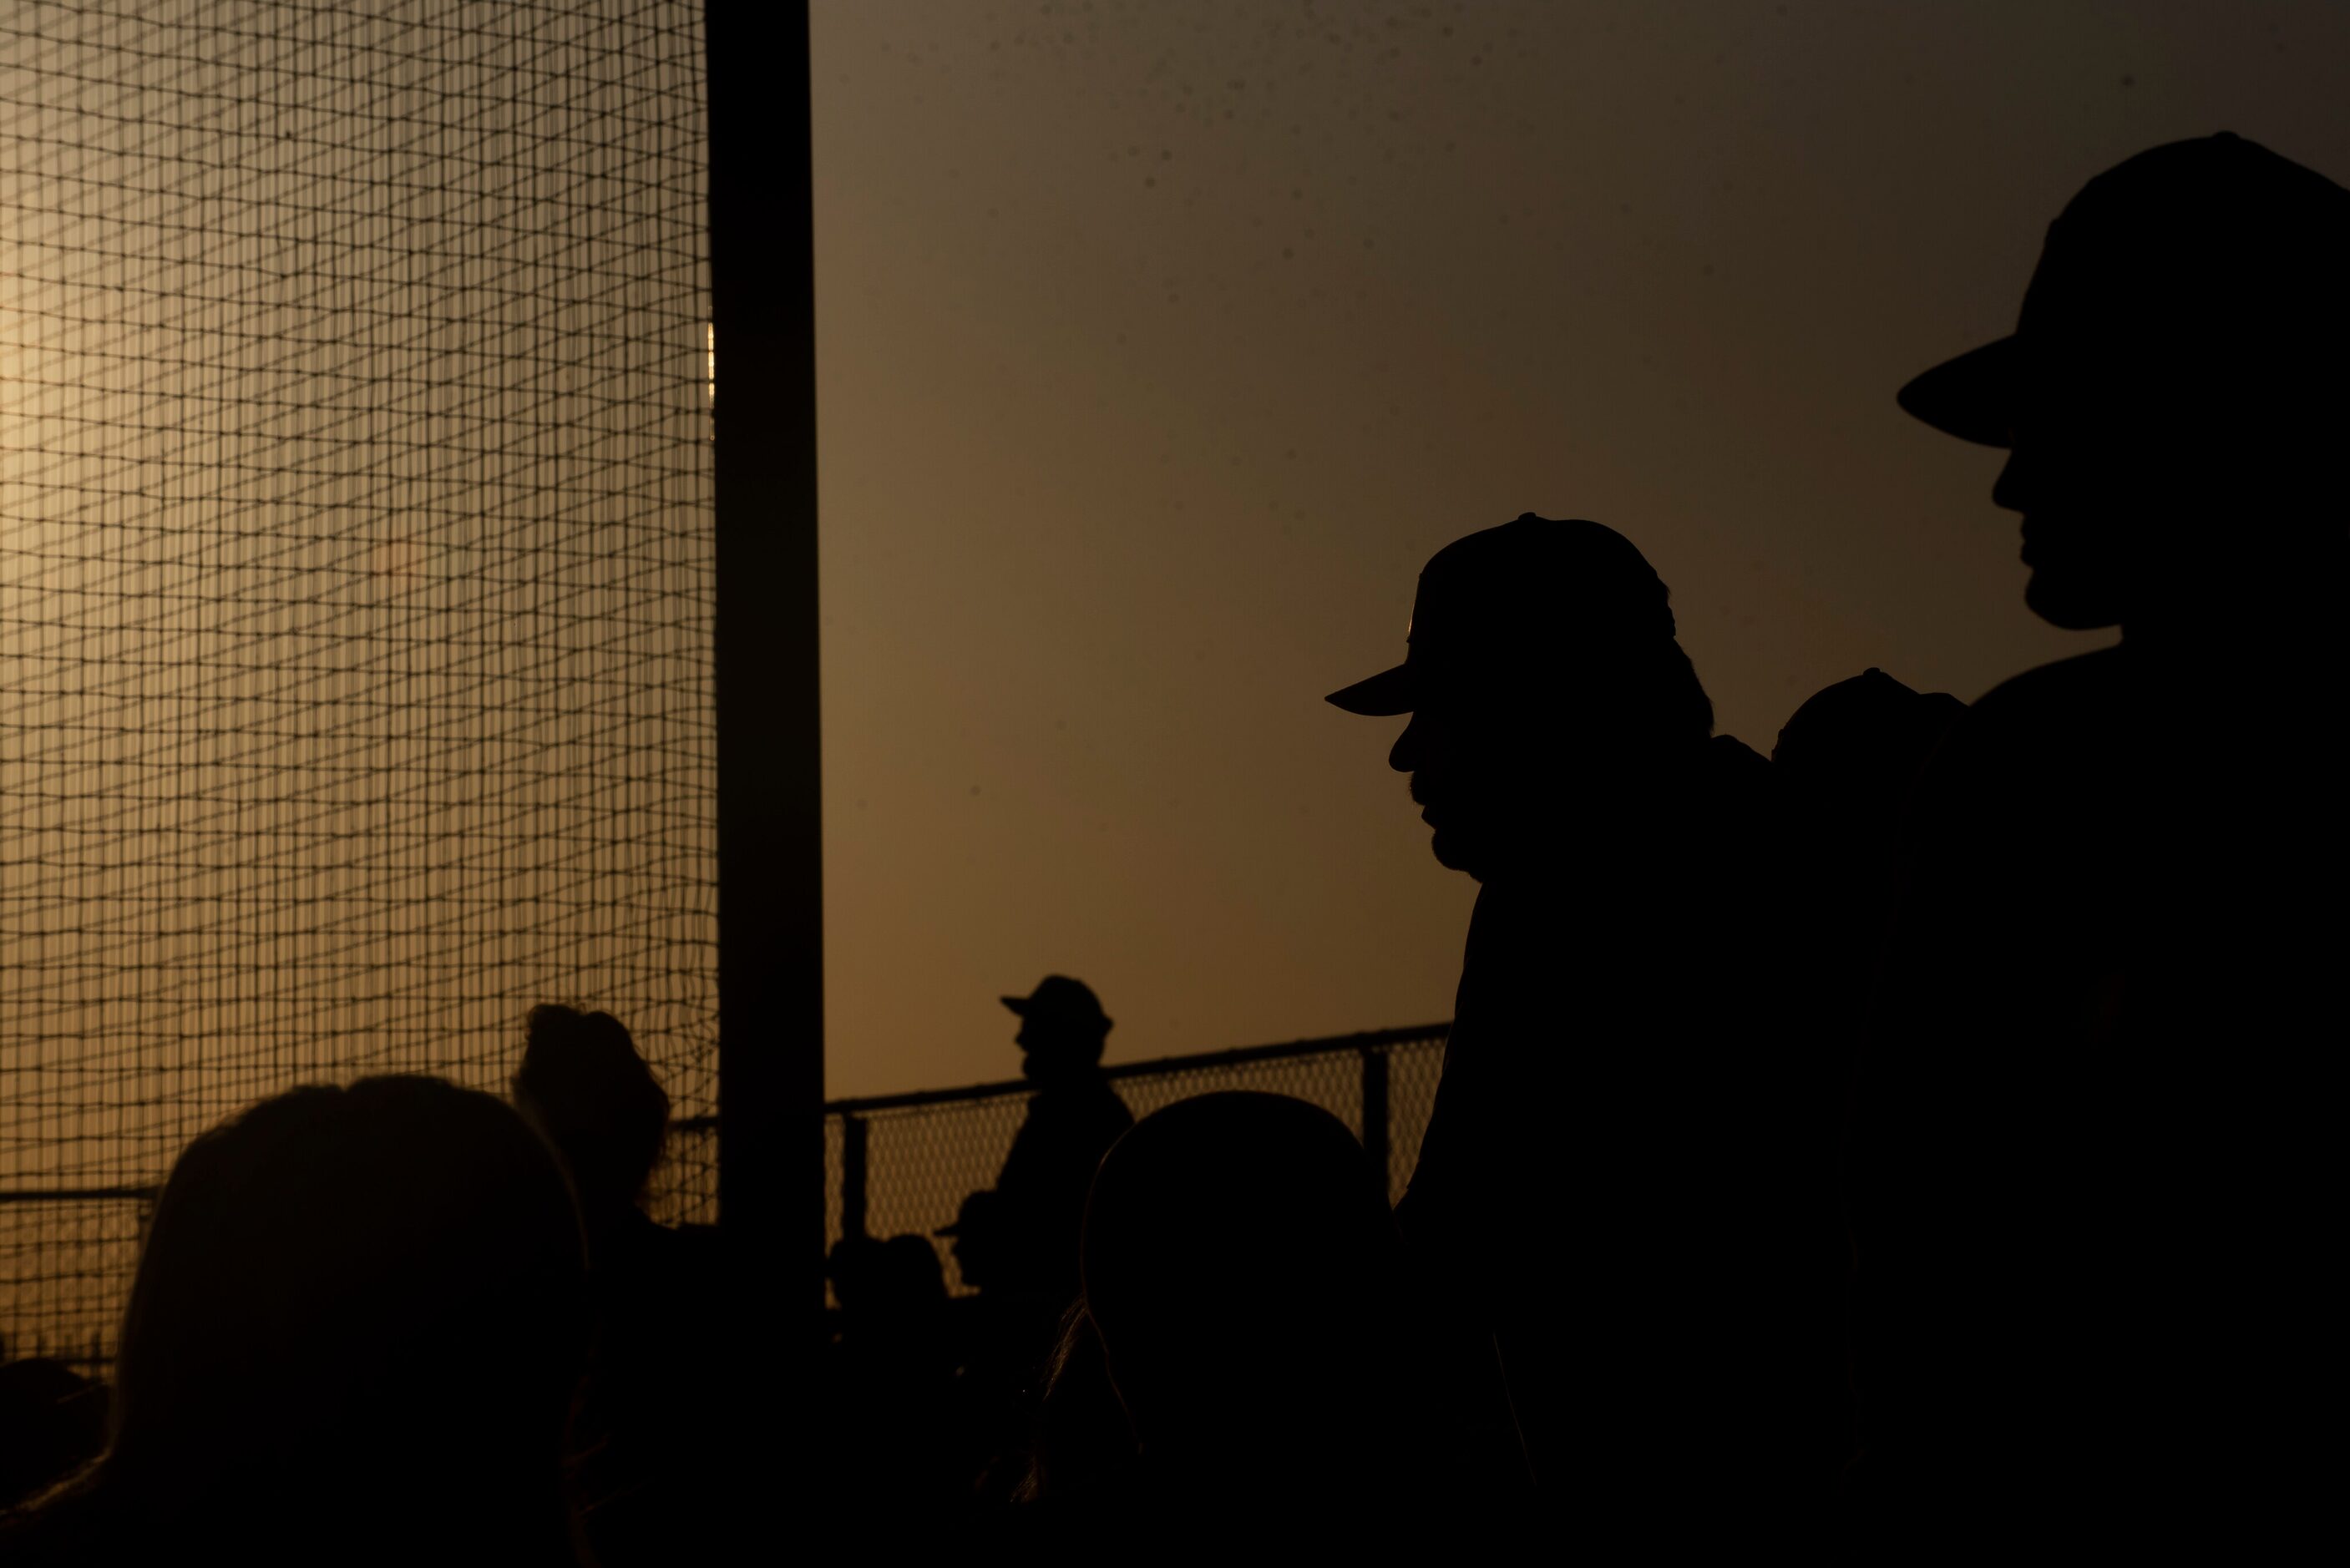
1969,645,2127,724
1886,648,2142,860
1069,1078,1134,1127
1922,645,2125,781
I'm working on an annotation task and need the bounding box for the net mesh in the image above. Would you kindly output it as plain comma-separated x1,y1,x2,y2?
0,0,717,1370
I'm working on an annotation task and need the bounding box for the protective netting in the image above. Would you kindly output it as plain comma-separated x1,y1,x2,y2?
827,1029,1450,1298
0,0,717,1369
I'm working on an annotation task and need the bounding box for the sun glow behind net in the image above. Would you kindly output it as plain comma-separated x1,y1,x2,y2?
0,0,717,1366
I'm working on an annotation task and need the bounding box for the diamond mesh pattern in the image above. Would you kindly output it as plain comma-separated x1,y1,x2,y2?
0,0,717,1369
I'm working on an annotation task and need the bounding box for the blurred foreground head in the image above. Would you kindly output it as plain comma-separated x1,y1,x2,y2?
1080,1093,1420,1521
1327,514,1714,879
94,1076,588,1562
513,1004,671,1219
1899,134,2350,635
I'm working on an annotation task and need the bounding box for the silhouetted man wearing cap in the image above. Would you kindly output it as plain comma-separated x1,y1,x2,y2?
955,976,1132,1310
1856,134,2348,1549
1330,514,1839,1541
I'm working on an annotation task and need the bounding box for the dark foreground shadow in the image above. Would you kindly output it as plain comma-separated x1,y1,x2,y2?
1856,132,2350,1551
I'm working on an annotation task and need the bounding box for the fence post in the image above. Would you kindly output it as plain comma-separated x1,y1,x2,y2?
707,0,820,1278
840,1114,869,1241
706,0,819,1515
1360,1047,1391,1200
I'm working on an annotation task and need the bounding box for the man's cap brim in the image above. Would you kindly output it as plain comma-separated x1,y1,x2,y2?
1324,662,1416,716
999,994,1029,1014
1897,336,2018,448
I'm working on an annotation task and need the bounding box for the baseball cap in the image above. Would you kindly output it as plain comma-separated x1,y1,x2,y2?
1000,974,1109,1028
1324,513,1678,717
1899,133,2350,448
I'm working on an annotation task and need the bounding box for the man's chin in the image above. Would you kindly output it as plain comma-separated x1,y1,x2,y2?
2023,567,2124,631
1428,826,1486,880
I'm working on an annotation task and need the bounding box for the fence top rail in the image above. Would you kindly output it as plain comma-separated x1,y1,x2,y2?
3,1027,1452,1200
671,1021,1452,1127
0,1185,157,1205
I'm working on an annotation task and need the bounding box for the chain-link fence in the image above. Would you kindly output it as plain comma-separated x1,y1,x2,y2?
0,0,717,1370
807,1024,1450,1298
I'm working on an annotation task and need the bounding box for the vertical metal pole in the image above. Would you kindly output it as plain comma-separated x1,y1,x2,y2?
1360,1047,1391,1201
706,0,820,1344
840,1115,869,1241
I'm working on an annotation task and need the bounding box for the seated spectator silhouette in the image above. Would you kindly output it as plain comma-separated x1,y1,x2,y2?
1327,513,1831,1543
1856,133,2350,1549
949,977,1132,1312
0,1076,588,1566
816,1233,970,1535
509,1004,725,1565
1075,1092,1476,1549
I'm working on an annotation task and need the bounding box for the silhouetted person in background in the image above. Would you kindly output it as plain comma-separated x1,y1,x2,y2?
1076,1093,1476,1551
0,1076,588,1566
1855,133,2350,1550
1770,667,1966,1485
1772,667,1967,1024
1329,514,1841,1542
817,1232,968,1535
937,978,1133,1505
510,1004,726,1565
950,977,1132,1311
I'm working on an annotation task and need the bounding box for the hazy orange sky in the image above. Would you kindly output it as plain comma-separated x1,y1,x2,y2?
811,0,2350,1097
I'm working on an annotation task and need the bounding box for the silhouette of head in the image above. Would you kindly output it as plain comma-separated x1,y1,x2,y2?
877,1232,948,1310
511,1004,671,1221
1080,1093,1405,1501
1001,975,1112,1085
1900,134,2350,634
1328,513,1714,879
103,1075,587,1555
1774,668,1964,831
